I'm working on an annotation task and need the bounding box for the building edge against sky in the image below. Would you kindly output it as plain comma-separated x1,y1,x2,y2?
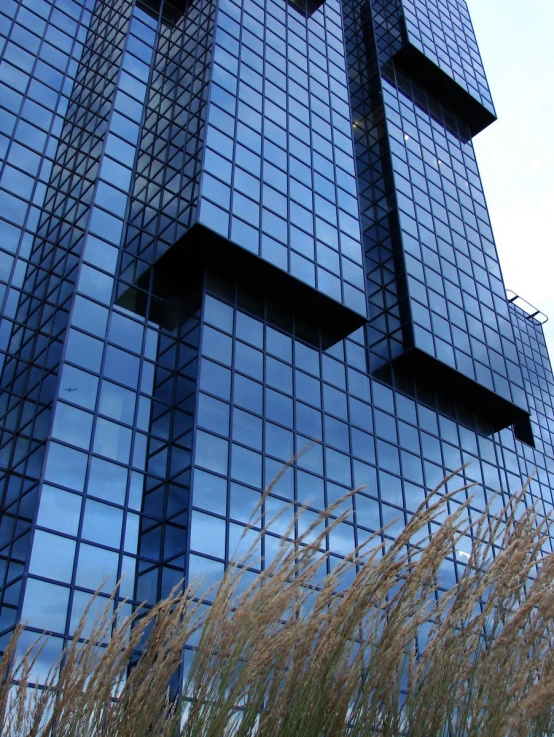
0,0,553,675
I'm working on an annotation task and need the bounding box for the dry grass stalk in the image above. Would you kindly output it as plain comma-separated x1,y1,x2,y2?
1,471,554,736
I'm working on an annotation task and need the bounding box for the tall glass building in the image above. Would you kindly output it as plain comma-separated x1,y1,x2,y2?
1,0,553,670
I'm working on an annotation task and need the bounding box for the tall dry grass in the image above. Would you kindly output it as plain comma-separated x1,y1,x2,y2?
2,471,554,736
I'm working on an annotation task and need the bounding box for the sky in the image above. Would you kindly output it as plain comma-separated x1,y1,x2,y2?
465,0,554,361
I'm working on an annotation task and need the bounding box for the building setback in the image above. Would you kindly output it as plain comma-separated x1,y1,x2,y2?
0,0,553,672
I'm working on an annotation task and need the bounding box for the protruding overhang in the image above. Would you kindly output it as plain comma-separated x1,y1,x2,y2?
119,223,368,350
392,44,497,138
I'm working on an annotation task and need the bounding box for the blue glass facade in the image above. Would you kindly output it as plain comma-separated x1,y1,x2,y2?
1,0,553,676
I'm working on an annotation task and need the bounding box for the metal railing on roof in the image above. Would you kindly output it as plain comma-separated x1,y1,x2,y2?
506,290,549,324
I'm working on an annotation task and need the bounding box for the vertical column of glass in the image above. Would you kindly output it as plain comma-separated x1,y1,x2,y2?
9,2,159,670
381,72,527,409
189,272,370,597
0,0,94,639
118,0,217,297
399,0,495,115
111,0,218,608
369,0,405,62
509,307,554,458
342,0,527,419
340,0,554,611
132,288,202,607
196,0,366,315
503,306,554,562
341,0,411,371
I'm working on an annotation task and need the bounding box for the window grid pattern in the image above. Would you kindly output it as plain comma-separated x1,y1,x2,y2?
0,0,127,634
134,295,200,607
18,294,200,654
188,273,554,607
0,0,552,677
1,0,209,651
343,0,526,412
192,275,369,576
401,0,495,115
198,0,366,315
510,305,554,460
14,3,180,657
342,0,408,371
119,0,216,289
370,0,408,63
383,71,526,410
